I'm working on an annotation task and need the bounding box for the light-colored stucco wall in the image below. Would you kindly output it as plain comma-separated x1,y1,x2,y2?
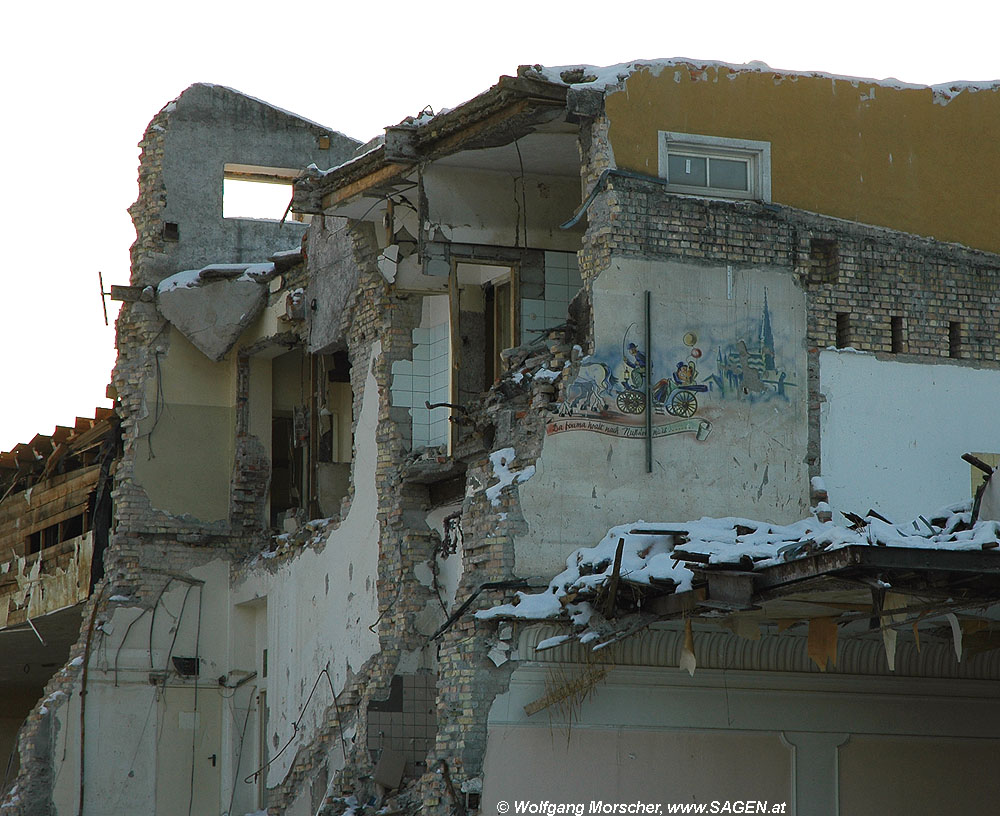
484,663,1000,816
819,350,1000,522
605,64,1000,254
49,559,231,816
519,258,808,576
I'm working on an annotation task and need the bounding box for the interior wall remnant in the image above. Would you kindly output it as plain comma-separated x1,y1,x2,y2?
147,83,359,281
423,164,583,250
230,342,383,789
391,296,451,451
366,673,438,782
519,257,809,576
133,328,236,523
820,349,1000,522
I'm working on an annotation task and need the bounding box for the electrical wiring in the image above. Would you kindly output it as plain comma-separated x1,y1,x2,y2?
225,685,257,816
185,584,204,816
514,138,527,249
242,665,345,785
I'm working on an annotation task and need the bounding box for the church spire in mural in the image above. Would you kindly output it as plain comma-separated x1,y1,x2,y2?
759,289,776,372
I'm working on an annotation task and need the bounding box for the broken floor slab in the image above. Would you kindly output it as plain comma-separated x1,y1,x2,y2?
156,263,273,361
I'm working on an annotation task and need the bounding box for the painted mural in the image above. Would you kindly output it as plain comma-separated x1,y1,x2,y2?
549,291,795,440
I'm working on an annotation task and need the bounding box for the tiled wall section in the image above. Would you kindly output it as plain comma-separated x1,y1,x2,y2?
391,295,451,449
366,673,438,779
391,253,580,449
521,251,583,345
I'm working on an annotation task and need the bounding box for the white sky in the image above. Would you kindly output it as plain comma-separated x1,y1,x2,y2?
1,0,998,451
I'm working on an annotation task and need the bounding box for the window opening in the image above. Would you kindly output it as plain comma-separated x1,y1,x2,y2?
314,351,353,518
270,348,308,527
25,512,88,555
949,321,963,359
453,263,518,447
809,239,840,283
835,313,851,349
891,315,905,354
223,163,305,222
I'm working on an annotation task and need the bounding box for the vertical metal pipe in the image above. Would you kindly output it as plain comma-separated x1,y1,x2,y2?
644,290,652,474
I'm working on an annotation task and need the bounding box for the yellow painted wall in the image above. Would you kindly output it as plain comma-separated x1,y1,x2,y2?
606,64,1000,254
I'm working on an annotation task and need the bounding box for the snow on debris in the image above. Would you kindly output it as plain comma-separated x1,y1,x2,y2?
477,501,994,631
157,263,275,294
485,448,536,506
525,59,999,100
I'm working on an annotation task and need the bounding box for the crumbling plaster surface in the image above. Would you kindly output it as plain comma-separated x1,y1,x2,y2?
820,349,1000,522
420,502,464,611
0,533,93,628
306,218,364,354
231,341,382,787
517,258,809,576
153,84,359,282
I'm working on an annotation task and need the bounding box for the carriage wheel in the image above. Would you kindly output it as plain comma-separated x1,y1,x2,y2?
617,390,645,414
668,390,698,418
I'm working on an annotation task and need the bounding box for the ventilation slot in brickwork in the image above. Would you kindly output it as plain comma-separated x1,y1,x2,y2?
949,322,963,359
891,316,905,354
836,313,851,349
809,239,839,283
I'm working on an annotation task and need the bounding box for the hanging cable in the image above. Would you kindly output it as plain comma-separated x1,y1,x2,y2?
225,685,258,816
186,584,204,816
514,138,528,248
242,665,345,784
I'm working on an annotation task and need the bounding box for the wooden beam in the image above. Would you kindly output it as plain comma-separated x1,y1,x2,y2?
647,587,707,617
322,162,414,209
0,465,99,528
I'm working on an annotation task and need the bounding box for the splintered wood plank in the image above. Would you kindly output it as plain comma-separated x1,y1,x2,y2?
0,465,99,528
0,500,90,548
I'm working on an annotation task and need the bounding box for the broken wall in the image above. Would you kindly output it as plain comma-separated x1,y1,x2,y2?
821,350,1000,521
229,341,382,790
140,84,358,283
519,257,808,575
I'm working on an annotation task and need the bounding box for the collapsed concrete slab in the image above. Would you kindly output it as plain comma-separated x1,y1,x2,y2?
156,263,273,361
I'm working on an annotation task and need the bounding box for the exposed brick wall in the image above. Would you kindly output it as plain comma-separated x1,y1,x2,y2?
576,160,1000,481
127,105,170,286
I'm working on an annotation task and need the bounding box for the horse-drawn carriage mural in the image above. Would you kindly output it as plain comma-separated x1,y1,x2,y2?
549,290,795,440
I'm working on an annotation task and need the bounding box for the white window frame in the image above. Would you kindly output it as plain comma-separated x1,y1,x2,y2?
658,132,771,202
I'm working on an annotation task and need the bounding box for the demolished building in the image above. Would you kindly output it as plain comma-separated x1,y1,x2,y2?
4,61,1000,816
